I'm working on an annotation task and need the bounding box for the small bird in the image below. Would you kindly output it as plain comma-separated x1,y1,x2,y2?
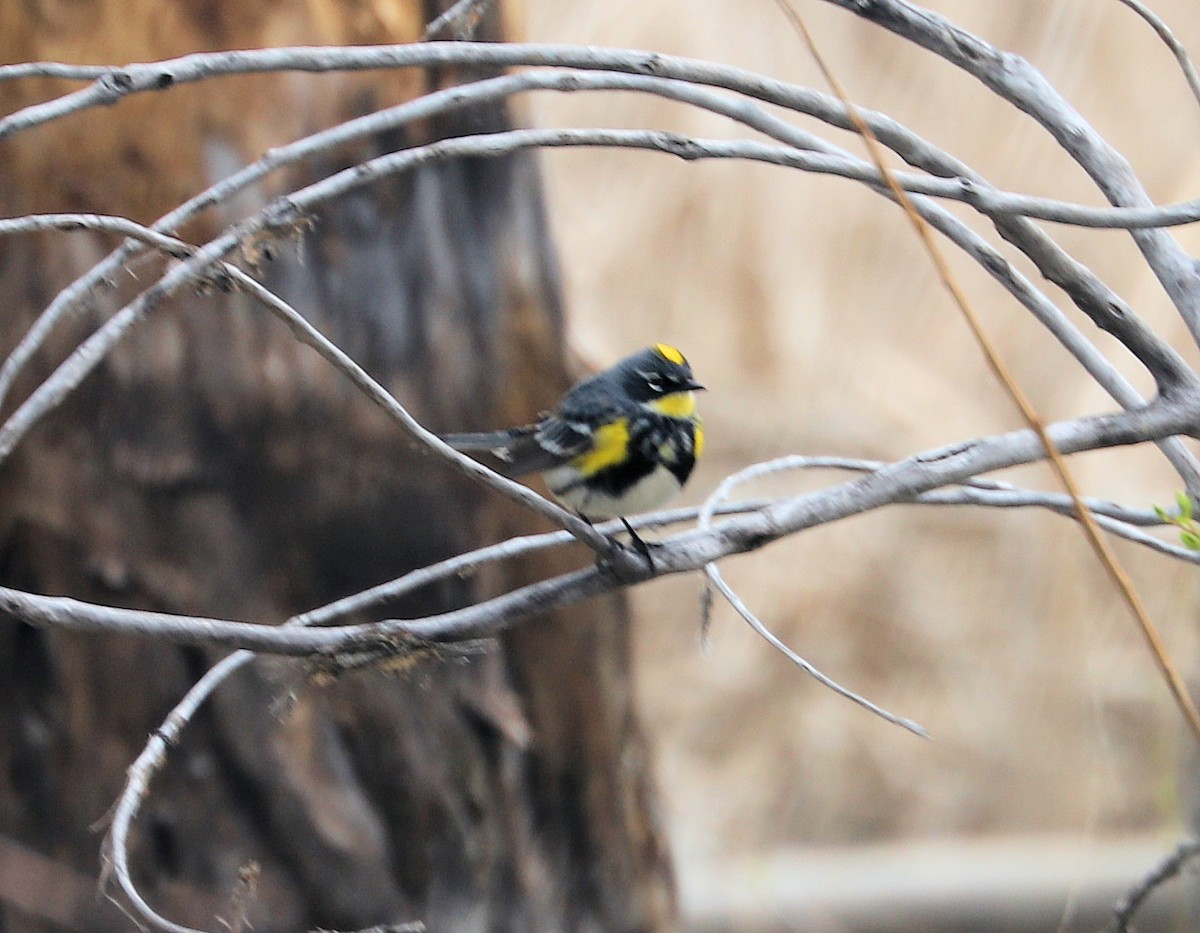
443,344,705,528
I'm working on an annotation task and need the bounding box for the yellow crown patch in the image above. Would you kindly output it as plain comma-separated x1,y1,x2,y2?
654,343,686,365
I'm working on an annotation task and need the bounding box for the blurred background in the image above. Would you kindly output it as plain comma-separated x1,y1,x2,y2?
522,0,1200,928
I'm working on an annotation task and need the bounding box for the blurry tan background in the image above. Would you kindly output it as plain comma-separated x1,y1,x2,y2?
520,0,1200,921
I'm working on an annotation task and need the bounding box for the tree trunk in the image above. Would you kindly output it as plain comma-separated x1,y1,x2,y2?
0,3,675,930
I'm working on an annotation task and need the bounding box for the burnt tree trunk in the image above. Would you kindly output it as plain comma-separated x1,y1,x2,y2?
0,2,675,931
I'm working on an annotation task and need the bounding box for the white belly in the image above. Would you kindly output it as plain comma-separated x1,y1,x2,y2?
544,463,683,520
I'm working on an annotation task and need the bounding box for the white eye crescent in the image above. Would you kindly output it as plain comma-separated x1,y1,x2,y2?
636,368,664,394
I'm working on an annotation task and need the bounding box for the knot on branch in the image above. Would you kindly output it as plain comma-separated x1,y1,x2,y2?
955,177,982,205
636,53,665,75
658,132,705,160
97,69,134,103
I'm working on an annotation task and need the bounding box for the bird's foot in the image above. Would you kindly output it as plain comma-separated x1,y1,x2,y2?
588,517,658,579
620,517,659,571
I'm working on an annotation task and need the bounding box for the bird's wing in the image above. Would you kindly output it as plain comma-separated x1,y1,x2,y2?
533,416,593,461
442,418,592,478
444,380,616,478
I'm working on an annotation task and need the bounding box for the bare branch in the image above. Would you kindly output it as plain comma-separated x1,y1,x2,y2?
92,449,1198,930
224,270,620,559
0,212,195,256
5,394,1197,657
703,556,929,736
0,61,111,82
5,123,1187,456
5,56,1193,488
98,500,770,931
103,651,255,933
0,37,1193,374
1109,838,1200,932
695,454,1200,560
699,458,929,737
822,0,1200,347
293,500,777,629
0,216,615,560
919,487,1200,562
2,51,1192,512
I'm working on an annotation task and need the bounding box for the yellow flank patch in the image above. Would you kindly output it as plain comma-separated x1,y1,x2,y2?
694,423,705,458
647,391,696,418
654,343,686,365
572,417,631,476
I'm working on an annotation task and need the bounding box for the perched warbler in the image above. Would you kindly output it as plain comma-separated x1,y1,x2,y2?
444,344,704,523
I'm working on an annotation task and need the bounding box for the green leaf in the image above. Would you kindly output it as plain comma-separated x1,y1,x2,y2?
1154,504,1170,522
1181,531,1200,551
1177,491,1194,522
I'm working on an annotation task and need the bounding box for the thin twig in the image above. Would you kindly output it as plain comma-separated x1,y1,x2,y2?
691,454,1193,552
225,270,618,560
423,0,497,40
698,459,928,737
104,651,253,933
0,210,615,560
1109,838,1200,932
1116,0,1200,113
0,213,194,255
292,499,778,629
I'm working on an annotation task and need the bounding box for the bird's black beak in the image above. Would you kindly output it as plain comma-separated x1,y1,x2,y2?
687,379,706,391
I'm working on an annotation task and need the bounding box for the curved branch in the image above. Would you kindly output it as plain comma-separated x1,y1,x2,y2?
824,0,1200,346
698,458,929,736
0,216,614,561
0,213,194,255
4,119,1197,577
0,38,1192,375
103,651,255,933
1116,0,1200,115
1,123,1182,456
4,53,1192,484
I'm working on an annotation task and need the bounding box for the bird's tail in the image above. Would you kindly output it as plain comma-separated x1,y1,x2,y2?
440,429,525,453
441,426,556,478
441,426,567,478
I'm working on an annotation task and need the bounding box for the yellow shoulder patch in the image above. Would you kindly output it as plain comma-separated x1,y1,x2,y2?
654,343,686,365
572,417,631,476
